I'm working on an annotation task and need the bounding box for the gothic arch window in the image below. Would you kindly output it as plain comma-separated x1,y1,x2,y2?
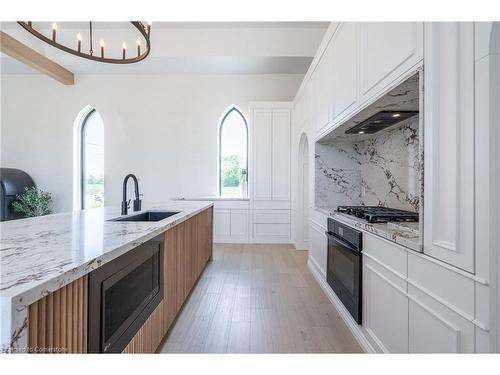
78,108,104,209
218,106,248,197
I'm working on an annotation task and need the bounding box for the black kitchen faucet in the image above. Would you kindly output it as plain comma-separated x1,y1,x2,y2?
122,174,142,215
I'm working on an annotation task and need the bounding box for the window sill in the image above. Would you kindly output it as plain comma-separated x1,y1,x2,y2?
174,196,250,202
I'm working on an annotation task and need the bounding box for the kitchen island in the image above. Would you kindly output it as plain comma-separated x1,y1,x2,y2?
0,201,213,353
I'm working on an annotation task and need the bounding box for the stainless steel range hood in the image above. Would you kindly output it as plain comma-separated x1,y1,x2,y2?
345,110,419,135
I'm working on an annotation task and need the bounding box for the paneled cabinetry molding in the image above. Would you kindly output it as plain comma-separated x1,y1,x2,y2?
423,22,475,273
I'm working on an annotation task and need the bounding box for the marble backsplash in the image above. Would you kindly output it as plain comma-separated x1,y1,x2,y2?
315,117,421,212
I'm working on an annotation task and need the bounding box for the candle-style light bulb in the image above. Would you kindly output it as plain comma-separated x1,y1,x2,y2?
52,22,57,41
100,40,105,58
77,32,82,52
137,38,141,56
122,42,127,60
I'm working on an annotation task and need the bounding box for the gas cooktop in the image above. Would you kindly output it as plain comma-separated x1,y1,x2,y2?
337,206,419,224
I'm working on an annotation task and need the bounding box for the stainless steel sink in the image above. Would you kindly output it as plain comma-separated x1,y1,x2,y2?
108,211,180,222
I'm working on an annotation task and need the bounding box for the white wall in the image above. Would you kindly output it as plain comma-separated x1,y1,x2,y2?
0,73,302,212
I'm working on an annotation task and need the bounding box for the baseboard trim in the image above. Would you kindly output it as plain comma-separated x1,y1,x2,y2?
293,240,309,251
307,256,375,353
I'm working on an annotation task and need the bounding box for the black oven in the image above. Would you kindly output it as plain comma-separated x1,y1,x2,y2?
326,218,362,324
88,235,164,353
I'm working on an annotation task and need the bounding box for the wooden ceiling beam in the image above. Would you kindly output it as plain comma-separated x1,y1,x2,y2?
0,31,74,85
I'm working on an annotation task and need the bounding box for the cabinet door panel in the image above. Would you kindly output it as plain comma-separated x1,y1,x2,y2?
409,299,459,353
253,110,273,200
272,110,291,201
230,209,248,239
331,22,358,122
214,209,231,240
359,22,423,102
314,54,330,130
363,260,409,353
423,22,475,272
408,283,475,353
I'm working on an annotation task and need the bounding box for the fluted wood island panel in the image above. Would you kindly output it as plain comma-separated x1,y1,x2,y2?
28,275,88,353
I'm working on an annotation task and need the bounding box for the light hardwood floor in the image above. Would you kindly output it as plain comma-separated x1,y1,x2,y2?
158,243,362,353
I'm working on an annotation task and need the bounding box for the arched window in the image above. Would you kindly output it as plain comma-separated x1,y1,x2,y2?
79,109,104,209
219,107,248,197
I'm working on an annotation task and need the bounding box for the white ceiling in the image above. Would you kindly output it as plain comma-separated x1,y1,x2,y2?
0,22,329,74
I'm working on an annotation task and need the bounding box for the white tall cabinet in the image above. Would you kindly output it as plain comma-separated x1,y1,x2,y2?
253,110,273,200
250,102,292,243
423,22,475,273
252,107,291,201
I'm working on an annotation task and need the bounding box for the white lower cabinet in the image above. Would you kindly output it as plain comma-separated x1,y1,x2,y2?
363,252,409,353
308,210,328,273
360,232,478,353
408,286,475,353
407,252,476,353
214,207,249,243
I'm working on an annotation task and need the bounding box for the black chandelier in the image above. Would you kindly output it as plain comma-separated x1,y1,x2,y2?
17,21,151,64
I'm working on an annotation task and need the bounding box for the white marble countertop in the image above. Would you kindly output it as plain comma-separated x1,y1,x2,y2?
319,208,422,252
0,200,213,352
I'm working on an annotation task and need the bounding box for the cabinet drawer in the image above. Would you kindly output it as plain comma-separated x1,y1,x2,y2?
407,252,474,318
212,200,250,210
253,223,290,238
253,209,291,224
363,233,408,278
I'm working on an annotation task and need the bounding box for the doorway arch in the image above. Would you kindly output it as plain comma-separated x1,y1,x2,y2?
296,132,310,250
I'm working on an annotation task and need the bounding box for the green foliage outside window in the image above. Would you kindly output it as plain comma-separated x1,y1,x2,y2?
222,154,241,187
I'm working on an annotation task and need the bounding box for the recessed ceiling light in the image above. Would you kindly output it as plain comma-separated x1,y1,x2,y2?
358,131,365,134
392,113,401,118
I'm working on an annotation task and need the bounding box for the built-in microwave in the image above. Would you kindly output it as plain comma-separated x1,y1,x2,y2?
326,218,362,324
88,236,164,353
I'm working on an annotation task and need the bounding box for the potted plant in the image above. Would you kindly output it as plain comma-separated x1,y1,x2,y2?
12,187,52,217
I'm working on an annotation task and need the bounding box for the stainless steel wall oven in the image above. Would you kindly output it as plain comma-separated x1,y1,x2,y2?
326,218,362,324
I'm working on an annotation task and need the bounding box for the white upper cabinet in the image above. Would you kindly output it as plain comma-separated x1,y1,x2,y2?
314,45,333,132
305,22,423,138
253,109,273,200
423,22,475,273
251,105,291,202
272,110,291,201
331,22,358,124
359,22,423,104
